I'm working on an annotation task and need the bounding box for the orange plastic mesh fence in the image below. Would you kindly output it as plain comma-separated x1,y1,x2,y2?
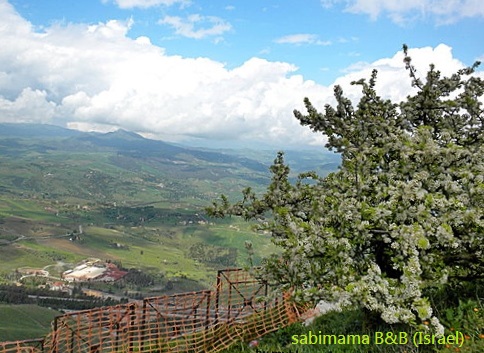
0,269,305,353
0,339,45,353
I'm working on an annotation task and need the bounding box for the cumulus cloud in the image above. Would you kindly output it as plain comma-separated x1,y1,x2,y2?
321,0,484,24
159,14,232,40
0,1,479,149
0,88,57,123
331,44,473,103
274,34,332,46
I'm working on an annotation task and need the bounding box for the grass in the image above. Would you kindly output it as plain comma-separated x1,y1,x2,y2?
0,198,61,223
188,219,277,266
0,245,61,273
1,218,271,287
219,297,484,353
0,304,60,341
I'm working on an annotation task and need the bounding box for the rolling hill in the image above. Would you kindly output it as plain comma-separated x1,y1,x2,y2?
1,125,477,353
0,123,339,293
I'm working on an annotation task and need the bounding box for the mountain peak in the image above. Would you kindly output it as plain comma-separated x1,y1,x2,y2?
104,129,144,141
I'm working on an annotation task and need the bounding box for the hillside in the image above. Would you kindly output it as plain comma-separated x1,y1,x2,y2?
0,123,338,202
0,123,339,293
0,304,60,341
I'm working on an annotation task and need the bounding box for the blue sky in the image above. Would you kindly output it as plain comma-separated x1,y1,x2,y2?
1,0,483,149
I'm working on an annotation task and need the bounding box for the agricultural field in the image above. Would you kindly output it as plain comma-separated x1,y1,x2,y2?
0,201,275,290
0,124,340,340
0,124,336,291
0,304,60,341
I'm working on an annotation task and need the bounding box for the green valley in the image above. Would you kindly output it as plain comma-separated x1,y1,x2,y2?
0,123,339,325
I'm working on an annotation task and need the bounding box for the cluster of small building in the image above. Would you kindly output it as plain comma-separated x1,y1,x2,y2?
62,259,127,282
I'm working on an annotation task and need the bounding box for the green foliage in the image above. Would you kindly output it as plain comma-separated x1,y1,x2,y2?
438,299,484,352
122,268,156,287
207,46,484,334
220,300,484,353
188,242,238,267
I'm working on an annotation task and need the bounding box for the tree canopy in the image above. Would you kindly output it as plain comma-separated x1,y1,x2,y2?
207,46,483,334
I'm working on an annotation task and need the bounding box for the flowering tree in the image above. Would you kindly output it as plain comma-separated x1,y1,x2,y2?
207,46,483,333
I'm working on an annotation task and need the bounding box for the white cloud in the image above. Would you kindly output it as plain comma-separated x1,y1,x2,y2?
275,34,332,46
333,44,475,103
0,1,480,149
322,0,484,24
0,88,57,123
159,14,232,39
104,0,189,9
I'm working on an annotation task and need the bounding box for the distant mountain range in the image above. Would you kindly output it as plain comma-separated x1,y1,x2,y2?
0,122,340,174
0,123,270,171
0,123,341,207
0,123,82,138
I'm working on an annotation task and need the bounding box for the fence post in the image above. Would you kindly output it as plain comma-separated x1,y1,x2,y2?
70,328,75,353
140,299,147,352
128,303,136,353
263,280,268,312
205,291,211,330
52,316,59,353
215,270,221,325
227,272,232,321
